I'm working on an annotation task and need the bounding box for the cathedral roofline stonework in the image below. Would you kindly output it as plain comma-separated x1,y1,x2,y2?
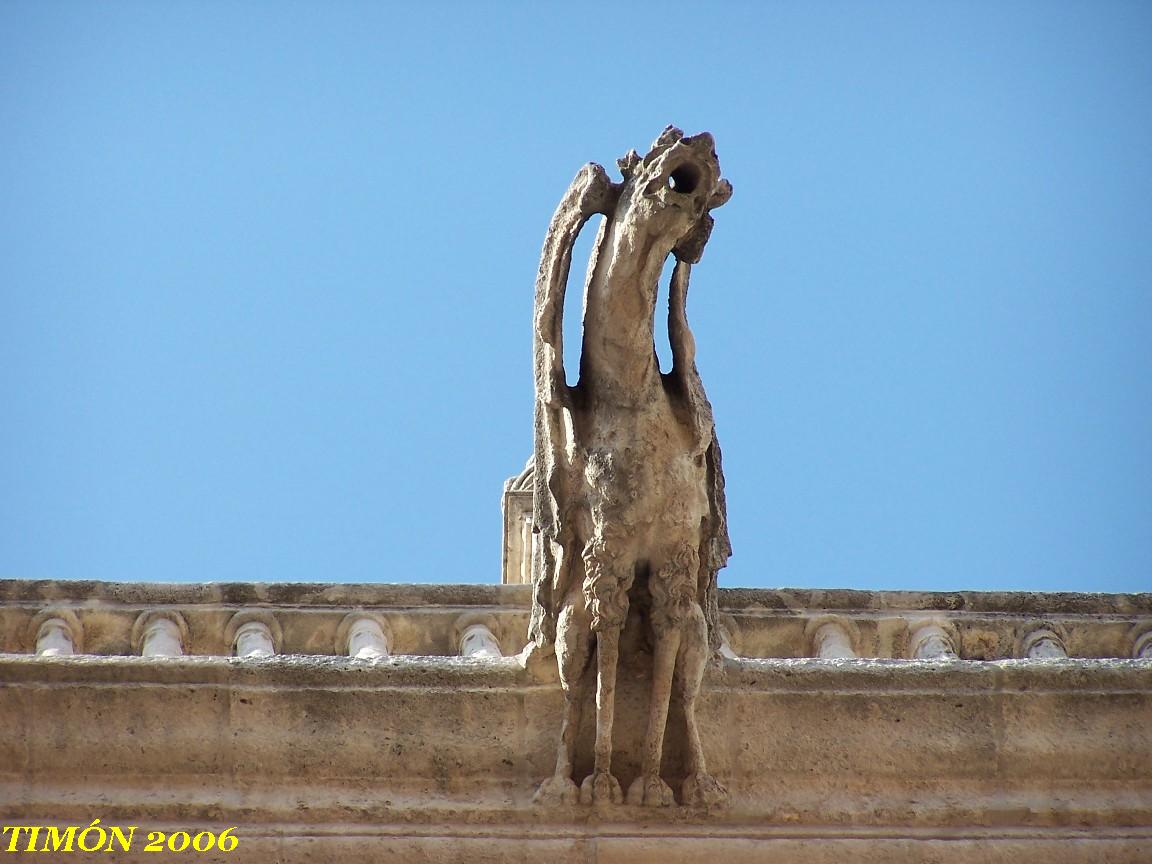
1,578,1150,861
2,578,1151,661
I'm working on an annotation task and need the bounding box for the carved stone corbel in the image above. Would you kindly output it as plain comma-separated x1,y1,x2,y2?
225,610,281,658
805,616,860,659
28,608,84,656
131,610,189,657
335,612,392,660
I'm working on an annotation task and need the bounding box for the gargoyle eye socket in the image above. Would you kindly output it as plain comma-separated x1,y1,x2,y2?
667,163,701,195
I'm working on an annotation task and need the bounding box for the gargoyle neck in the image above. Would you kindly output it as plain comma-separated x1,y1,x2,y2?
577,217,670,405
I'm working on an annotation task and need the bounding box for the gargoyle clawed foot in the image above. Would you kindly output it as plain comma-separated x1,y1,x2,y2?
626,773,675,807
579,770,623,805
681,771,729,809
536,772,723,808
533,774,579,806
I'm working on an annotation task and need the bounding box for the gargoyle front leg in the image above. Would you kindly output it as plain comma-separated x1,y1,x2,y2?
578,535,631,806
628,544,696,807
678,596,729,809
626,622,680,807
580,623,624,805
534,586,592,806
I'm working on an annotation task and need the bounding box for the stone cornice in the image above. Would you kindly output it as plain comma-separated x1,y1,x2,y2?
1,580,1149,660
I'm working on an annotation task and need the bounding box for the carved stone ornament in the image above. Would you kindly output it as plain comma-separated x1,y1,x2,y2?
528,127,733,808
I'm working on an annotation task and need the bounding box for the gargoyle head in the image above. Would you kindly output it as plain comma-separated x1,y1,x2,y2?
616,126,733,265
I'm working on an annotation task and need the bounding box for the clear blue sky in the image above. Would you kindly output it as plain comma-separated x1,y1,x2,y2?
2,2,1149,593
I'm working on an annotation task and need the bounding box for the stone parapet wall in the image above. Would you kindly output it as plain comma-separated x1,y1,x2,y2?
1,650,1150,861
2,580,1150,862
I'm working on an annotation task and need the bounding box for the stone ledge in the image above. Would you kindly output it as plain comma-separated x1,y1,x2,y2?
2,655,1149,828
1,652,1149,691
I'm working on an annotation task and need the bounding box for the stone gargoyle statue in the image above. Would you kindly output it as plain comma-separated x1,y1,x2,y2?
528,127,732,808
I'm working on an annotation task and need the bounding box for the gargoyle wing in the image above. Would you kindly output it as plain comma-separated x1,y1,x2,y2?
528,163,619,650
668,258,733,653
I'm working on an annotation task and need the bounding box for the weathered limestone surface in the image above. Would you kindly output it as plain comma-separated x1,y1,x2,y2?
502,459,535,586
1,580,1150,861
3,579,1151,659
529,127,734,809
